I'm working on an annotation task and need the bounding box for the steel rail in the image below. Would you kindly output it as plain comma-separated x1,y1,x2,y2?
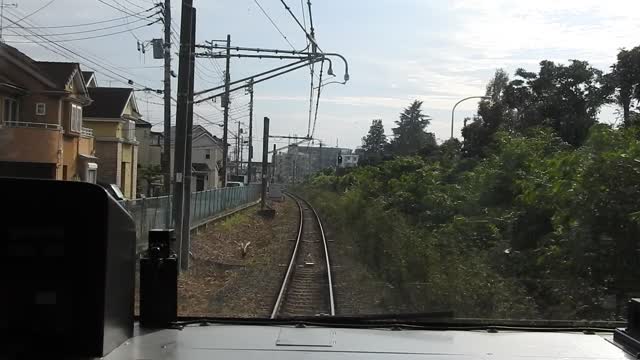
271,192,335,318
270,193,304,318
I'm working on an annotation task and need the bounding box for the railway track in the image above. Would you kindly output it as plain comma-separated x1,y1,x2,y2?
270,193,335,318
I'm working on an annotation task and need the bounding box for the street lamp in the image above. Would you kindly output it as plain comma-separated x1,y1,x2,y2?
450,96,491,139
313,80,346,90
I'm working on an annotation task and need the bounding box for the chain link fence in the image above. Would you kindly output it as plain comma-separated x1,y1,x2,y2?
121,185,262,253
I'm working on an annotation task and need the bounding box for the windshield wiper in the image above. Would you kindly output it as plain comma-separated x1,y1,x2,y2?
321,311,455,323
170,311,455,330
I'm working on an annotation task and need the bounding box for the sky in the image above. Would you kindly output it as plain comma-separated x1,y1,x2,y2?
4,0,640,153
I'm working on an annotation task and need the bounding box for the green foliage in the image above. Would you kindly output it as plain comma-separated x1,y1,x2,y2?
462,69,515,158
302,124,640,321
138,164,163,196
505,60,608,146
390,100,437,156
361,119,388,165
606,46,640,126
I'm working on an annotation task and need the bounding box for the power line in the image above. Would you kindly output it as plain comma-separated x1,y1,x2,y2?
2,14,157,37
10,0,55,24
96,0,154,20
3,10,159,89
5,18,161,43
117,0,148,10
3,8,155,29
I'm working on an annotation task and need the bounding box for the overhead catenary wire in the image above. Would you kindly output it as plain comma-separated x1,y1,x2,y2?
278,0,322,53
252,0,296,50
311,60,324,137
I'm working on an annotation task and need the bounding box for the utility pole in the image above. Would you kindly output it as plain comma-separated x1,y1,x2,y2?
0,0,17,43
162,0,172,199
172,0,194,271
319,141,323,170
246,78,254,184
221,34,231,187
261,117,270,210
239,134,244,178
236,120,241,175
180,8,196,271
271,143,276,182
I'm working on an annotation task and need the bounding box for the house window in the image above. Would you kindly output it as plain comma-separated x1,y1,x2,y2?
87,169,97,184
125,120,136,141
35,103,46,116
70,104,82,132
205,149,211,159
3,98,19,123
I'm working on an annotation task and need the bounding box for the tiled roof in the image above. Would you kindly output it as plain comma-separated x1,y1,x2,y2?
84,87,133,119
169,125,223,145
35,62,79,89
135,118,152,127
82,71,93,81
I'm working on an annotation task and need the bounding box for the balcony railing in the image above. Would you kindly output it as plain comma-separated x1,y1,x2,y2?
2,121,62,130
81,127,94,137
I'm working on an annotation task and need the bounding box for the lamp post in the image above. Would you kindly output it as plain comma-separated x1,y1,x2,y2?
313,80,346,90
451,96,491,139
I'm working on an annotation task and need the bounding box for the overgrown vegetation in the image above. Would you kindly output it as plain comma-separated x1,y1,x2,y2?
302,46,640,321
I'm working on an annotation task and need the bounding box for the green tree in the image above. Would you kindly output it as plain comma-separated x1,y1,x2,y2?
361,119,388,164
391,100,436,156
138,165,163,196
462,69,513,157
504,60,608,146
606,46,640,126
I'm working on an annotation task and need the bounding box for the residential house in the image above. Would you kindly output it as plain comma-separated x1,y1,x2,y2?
83,87,140,198
170,125,224,191
135,118,164,196
0,43,97,181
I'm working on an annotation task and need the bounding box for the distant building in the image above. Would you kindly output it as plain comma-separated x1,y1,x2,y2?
274,144,354,183
0,43,97,181
135,118,164,196
338,154,359,168
170,125,224,191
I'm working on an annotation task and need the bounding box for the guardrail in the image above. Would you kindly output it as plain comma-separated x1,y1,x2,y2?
2,121,62,130
121,184,262,253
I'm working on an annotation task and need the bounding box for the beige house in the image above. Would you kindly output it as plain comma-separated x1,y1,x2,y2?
83,87,140,199
0,43,97,181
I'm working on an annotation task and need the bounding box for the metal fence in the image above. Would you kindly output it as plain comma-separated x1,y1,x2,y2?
121,185,261,252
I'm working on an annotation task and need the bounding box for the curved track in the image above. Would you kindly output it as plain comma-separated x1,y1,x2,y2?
270,193,335,318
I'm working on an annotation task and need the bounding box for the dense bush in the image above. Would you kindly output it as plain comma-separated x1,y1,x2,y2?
301,125,640,321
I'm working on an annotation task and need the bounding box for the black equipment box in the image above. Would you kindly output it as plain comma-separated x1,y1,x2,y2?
0,178,136,358
140,229,178,327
